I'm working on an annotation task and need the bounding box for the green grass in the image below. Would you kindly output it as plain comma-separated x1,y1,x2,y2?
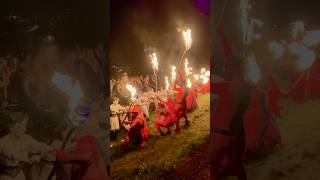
224,99,320,180
110,94,210,180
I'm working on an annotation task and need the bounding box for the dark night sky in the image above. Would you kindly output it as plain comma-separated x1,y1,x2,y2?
0,0,109,55
110,0,210,76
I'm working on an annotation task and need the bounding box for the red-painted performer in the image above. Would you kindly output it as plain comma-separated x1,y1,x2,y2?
265,75,287,117
123,104,150,148
201,79,210,94
243,85,282,156
56,134,109,180
172,71,190,132
153,97,177,135
210,56,251,180
286,71,308,103
186,85,199,111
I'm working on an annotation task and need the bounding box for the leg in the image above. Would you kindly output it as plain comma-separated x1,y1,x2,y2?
153,120,165,136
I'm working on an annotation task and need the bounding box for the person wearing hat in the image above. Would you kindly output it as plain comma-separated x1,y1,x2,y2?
124,104,150,148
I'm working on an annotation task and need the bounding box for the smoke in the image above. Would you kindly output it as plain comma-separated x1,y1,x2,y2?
246,54,261,84
303,30,320,47
288,42,315,71
268,41,285,59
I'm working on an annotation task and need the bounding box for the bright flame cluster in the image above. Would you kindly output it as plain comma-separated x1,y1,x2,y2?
171,66,176,82
150,53,158,71
199,68,210,84
165,76,170,90
187,79,192,88
126,84,137,101
182,29,192,50
184,59,192,76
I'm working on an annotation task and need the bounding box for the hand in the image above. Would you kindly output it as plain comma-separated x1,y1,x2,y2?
6,160,19,167
28,155,41,164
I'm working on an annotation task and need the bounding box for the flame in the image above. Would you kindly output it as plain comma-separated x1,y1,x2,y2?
51,72,83,112
150,53,158,71
171,66,176,82
202,77,209,84
246,54,261,84
165,76,170,90
187,79,192,88
194,74,199,80
199,68,210,84
184,59,192,76
182,28,192,50
126,84,137,101
288,42,315,71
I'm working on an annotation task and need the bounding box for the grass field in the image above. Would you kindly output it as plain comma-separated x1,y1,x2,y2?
110,94,210,180
224,99,320,180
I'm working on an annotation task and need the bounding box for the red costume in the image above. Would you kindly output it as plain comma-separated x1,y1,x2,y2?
266,75,287,117
56,134,109,180
211,79,250,180
286,72,308,103
153,98,176,135
201,80,210,94
244,87,282,155
173,71,189,132
307,58,320,99
186,86,198,111
125,105,150,148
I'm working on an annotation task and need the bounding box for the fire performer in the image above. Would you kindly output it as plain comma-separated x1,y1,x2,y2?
186,82,198,112
153,96,176,136
210,56,251,180
123,104,150,148
172,70,189,132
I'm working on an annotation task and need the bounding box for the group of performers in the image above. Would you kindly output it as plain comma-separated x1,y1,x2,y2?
109,70,210,149
210,25,320,180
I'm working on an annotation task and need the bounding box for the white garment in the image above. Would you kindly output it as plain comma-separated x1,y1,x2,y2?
110,103,126,131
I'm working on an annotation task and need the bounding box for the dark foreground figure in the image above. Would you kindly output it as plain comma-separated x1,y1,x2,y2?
210,56,251,180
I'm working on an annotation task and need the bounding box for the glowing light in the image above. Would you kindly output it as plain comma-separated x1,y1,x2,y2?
150,53,158,71
184,59,192,76
187,79,192,88
182,28,192,50
165,76,170,90
194,74,199,80
171,66,176,82
126,84,137,101
51,72,83,112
